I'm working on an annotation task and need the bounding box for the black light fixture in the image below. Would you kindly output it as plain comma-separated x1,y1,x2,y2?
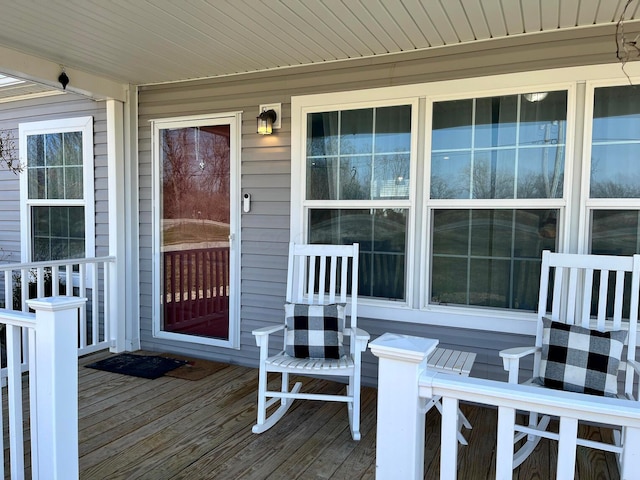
58,70,69,90
257,108,277,135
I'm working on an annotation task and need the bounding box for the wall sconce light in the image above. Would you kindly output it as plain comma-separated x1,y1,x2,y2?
257,103,282,135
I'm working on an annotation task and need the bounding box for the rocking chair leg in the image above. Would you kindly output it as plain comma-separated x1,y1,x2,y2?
348,373,361,441
253,380,303,434
255,361,268,426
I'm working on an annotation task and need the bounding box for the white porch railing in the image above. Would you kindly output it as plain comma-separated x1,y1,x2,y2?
0,297,85,480
0,256,116,356
370,333,640,480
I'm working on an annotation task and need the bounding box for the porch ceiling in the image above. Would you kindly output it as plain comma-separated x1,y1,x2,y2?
0,0,638,97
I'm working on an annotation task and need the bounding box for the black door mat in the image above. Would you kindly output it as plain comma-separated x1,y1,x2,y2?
85,353,188,379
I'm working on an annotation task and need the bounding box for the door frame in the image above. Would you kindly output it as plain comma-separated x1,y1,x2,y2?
150,112,241,349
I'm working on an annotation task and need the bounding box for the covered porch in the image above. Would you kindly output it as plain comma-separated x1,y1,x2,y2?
66,351,616,479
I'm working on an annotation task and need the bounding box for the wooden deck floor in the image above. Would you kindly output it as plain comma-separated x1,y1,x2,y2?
71,351,619,480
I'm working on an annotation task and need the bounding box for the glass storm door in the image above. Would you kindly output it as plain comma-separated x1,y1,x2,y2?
155,117,238,345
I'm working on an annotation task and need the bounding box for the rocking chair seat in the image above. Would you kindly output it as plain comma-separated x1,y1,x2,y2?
266,351,355,371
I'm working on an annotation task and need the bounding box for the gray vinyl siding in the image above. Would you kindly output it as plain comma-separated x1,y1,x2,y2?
0,93,108,263
136,24,627,385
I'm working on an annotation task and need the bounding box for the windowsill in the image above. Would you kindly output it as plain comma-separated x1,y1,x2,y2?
358,301,538,336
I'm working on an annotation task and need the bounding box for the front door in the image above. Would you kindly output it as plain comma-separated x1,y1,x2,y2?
152,113,240,348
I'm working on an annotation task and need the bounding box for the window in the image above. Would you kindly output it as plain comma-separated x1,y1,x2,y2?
19,117,94,263
304,104,415,300
587,84,640,256
428,92,567,310
292,66,640,332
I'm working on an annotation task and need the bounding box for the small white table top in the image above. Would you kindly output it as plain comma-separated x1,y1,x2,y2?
427,348,476,376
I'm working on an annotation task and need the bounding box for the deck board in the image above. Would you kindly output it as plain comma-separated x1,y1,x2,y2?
4,351,621,479
75,352,620,480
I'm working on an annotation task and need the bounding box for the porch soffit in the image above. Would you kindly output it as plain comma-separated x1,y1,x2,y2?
0,1,638,100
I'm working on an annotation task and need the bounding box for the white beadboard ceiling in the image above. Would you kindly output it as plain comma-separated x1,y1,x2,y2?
0,0,638,89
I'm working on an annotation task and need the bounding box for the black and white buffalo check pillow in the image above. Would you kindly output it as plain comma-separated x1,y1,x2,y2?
536,317,627,397
284,303,345,359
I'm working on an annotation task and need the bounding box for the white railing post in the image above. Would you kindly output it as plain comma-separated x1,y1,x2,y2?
369,333,439,480
27,296,86,480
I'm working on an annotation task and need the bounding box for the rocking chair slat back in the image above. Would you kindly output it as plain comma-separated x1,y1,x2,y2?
536,250,640,399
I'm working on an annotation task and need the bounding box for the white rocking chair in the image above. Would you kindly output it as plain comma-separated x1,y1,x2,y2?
500,250,640,469
252,243,370,440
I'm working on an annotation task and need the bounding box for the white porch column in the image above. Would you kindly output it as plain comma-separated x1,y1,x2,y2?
369,333,438,480
107,99,128,352
27,296,86,480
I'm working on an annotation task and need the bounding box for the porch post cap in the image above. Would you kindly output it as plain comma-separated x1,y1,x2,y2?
369,333,438,362
26,296,88,312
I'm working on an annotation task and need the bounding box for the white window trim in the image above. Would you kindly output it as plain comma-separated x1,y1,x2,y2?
18,116,95,264
579,78,640,254
291,63,640,335
150,112,242,350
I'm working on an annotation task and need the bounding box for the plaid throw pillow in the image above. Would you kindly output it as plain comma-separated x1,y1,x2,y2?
535,317,627,397
284,303,345,359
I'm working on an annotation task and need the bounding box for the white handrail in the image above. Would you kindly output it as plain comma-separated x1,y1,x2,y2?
370,333,640,480
0,256,117,355
419,372,640,479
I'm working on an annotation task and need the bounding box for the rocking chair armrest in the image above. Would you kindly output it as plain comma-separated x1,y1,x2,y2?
499,346,538,360
628,359,640,375
499,346,539,384
252,325,285,347
348,327,370,352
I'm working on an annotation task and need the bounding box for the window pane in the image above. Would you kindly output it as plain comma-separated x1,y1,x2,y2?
431,92,566,199
472,149,516,199
519,91,567,146
591,210,640,255
470,210,513,257
432,210,470,256
431,209,558,310
307,157,338,200
27,136,44,167
469,258,510,307
432,99,473,150
340,109,373,154
475,95,517,148
31,206,85,262
307,112,339,156
373,154,410,199
517,146,564,198
308,208,407,300
45,133,63,166
65,166,83,199
64,131,82,165
46,167,64,199
431,152,471,199
376,105,411,152
591,85,640,198
590,144,640,197
28,168,45,199
340,156,372,199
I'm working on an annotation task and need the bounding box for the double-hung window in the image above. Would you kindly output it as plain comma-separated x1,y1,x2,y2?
303,102,417,301
586,84,640,256
19,117,94,263
427,91,568,311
